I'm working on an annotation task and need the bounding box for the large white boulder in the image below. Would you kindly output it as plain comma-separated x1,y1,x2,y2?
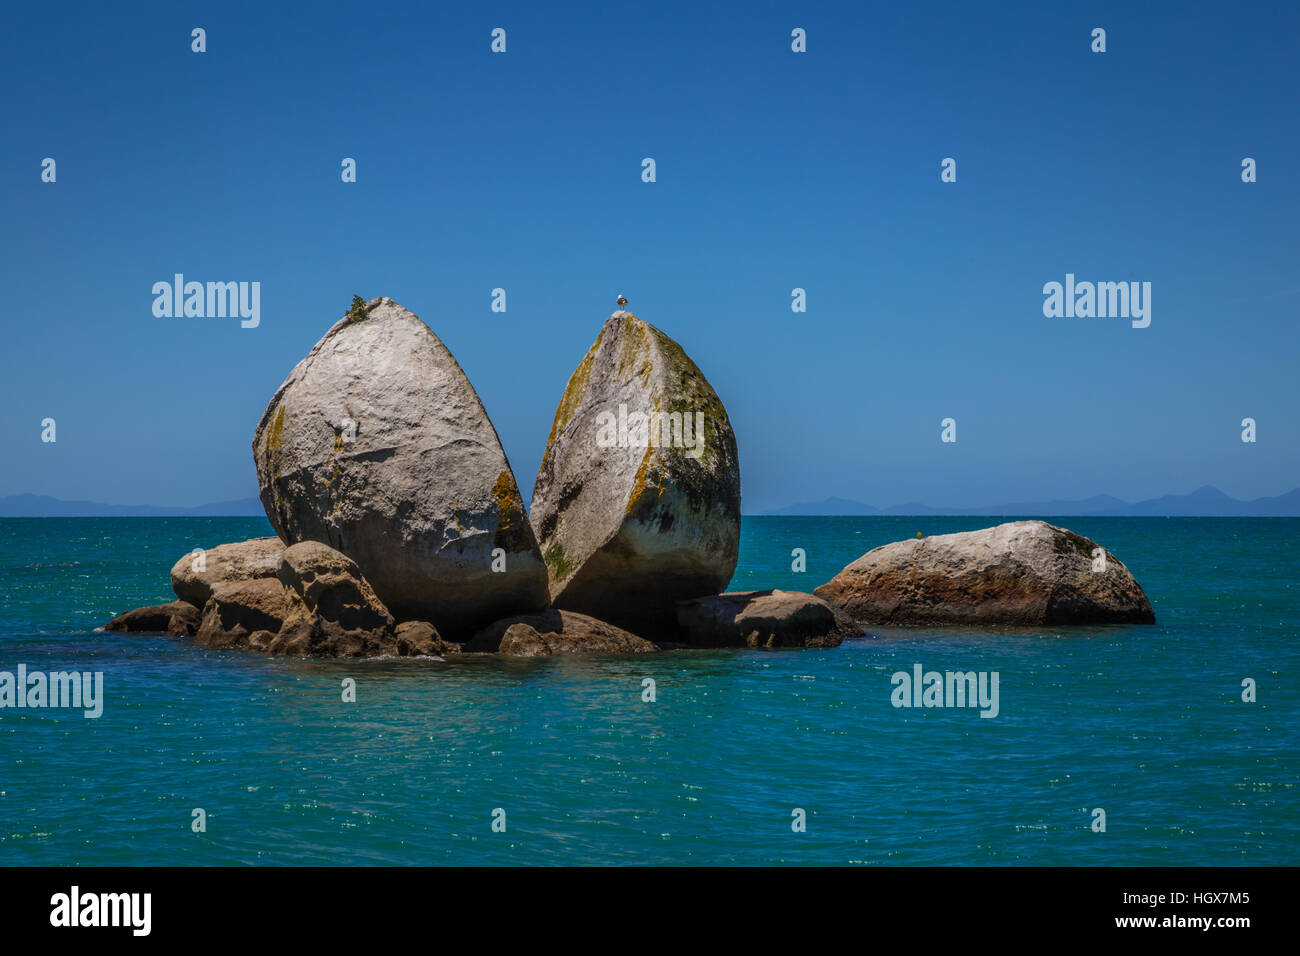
252,297,548,636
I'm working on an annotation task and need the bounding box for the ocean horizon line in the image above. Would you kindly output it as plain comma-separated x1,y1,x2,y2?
4,483,1300,518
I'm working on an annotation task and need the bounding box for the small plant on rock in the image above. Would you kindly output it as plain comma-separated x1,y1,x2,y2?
346,294,371,324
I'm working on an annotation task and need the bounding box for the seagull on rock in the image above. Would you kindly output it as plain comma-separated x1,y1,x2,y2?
616,295,628,309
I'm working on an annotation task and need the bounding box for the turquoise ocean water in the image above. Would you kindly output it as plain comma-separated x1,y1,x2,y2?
0,515,1295,866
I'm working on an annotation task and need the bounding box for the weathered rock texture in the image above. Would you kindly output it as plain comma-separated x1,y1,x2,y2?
268,541,399,657
676,590,857,648
104,600,201,637
464,608,659,656
393,621,461,657
170,537,284,608
530,311,741,634
195,578,288,649
251,297,548,637
247,630,276,651
814,521,1156,626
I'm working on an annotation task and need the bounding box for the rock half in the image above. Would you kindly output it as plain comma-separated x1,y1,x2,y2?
251,297,548,637
530,310,741,634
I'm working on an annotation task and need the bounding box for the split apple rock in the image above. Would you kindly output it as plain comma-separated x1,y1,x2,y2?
101,297,1157,659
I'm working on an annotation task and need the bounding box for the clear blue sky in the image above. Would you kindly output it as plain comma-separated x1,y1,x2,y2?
2,1,1297,512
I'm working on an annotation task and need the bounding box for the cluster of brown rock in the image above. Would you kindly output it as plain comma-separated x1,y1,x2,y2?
107,297,857,656
110,537,465,657
105,297,1155,657
106,533,856,656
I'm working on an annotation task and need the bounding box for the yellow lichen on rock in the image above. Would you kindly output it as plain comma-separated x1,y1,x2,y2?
626,443,657,517
492,470,524,530
614,314,653,384
546,344,598,447
266,405,286,482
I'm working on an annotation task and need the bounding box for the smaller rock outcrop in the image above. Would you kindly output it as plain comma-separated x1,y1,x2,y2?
104,600,201,637
195,578,288,649
675,590,857,648
464,609,658,656
393,621,461,657
268,541,406,658
170,537,284,608
814,520,1156,626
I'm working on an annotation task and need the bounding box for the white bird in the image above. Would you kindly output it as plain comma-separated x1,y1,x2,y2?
616,294,628,309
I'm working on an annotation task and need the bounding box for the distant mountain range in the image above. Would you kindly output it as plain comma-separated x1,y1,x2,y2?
0,494,265,517
4,484,1298,517
761,485,1300,517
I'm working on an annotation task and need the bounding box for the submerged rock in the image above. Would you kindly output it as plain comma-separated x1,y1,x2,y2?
195,578,288,649
169,537,284,608
104,600,201,637
814,520,1156,626
251,297,548,637
464,608,658,656
676,590,857,648
530,310,741,634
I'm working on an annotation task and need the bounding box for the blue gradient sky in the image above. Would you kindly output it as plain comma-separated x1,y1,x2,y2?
2,1,1297,512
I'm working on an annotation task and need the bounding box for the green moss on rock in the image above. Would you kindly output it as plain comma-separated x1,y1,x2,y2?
1054,528,1099,560
544,541,578,584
